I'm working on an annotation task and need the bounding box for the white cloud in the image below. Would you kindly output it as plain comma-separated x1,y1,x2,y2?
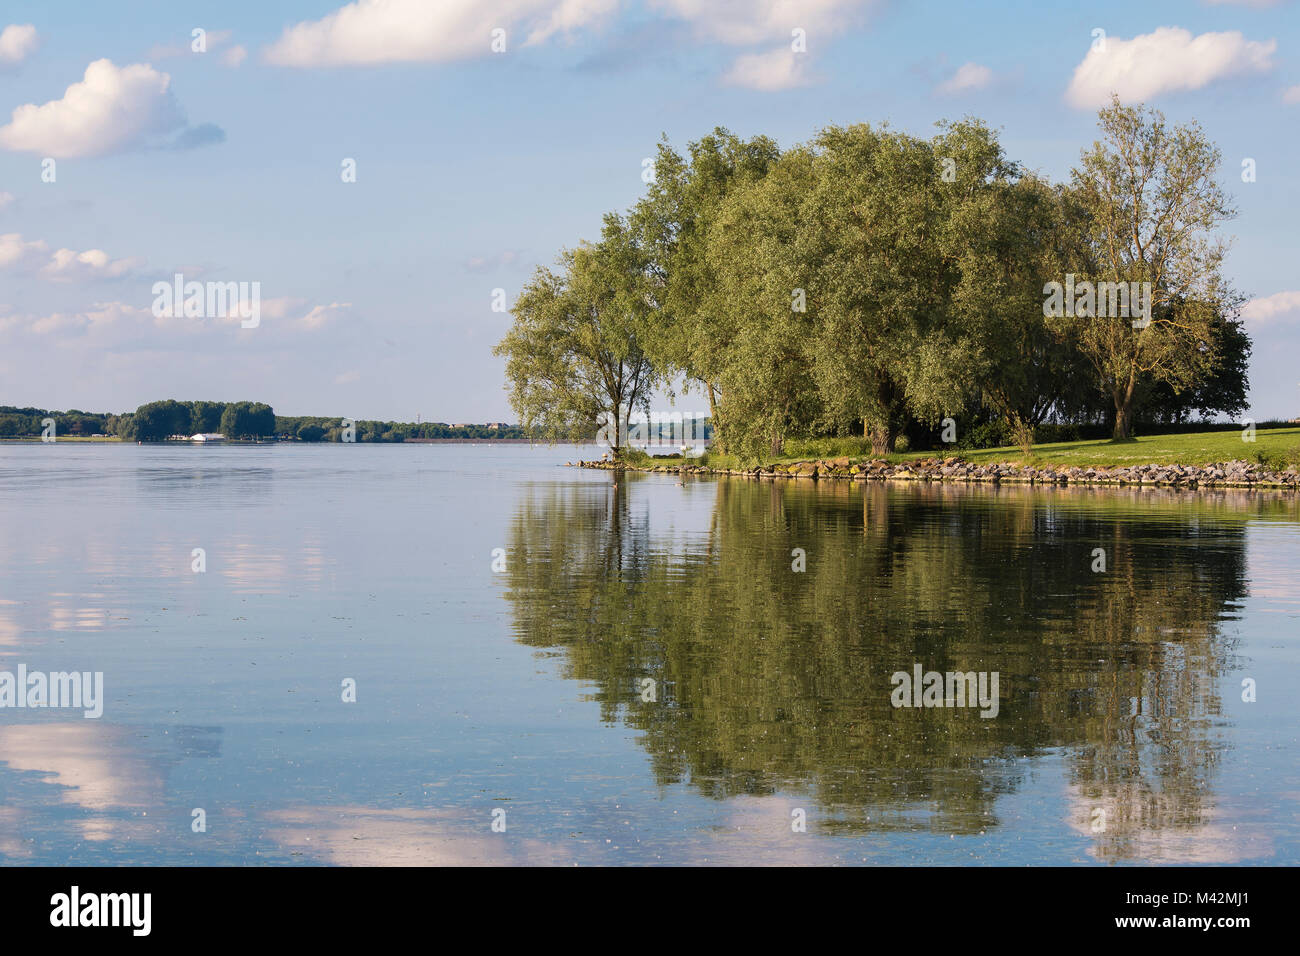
0,233,48,270
221,45,248,68
9,301,153,337
527,0,620,45
936,62,993,95
298,302,353,329
41,247,143,281
334,369,361,384
0,192,14,211
1242,290,1300,324
652,0,875,46
205,295,352,330
721,47,813,90
0,232,141,279
0,24,38,66
1284,85,1300,104
264,0,615,67
1066,27,1276,109
3,295,351,340
0,60,192,158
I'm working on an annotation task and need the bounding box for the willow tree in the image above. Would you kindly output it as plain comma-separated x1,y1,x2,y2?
798,122,1005,455
494,214,656,459
706,148,821,459
1065,98,1239,440
950,170,1094,453
630,128,781,453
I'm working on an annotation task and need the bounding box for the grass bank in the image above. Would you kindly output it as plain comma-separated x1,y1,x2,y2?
679,426,1300,471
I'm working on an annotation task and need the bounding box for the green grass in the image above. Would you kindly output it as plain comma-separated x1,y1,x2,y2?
0,435,122,442
697,427,1300,470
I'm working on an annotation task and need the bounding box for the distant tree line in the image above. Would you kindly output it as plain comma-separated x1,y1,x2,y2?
0,402,530,442
496,99,1252,460
0,407,117,438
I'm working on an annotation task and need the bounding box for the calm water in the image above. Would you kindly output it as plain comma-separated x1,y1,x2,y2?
0,442,1297,865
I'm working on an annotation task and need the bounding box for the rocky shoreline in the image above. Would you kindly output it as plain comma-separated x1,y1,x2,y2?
573,456,1300,490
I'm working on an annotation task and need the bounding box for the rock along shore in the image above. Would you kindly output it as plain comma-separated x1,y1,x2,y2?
573,456,1300,490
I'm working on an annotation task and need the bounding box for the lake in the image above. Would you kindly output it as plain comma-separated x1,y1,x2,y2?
0,442,1297,865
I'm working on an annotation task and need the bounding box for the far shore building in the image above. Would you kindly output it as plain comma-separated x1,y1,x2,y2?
190,433,226,442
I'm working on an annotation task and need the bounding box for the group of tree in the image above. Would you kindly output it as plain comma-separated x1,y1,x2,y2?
119,400,277,440
496,99,1250,460
0,400,539,442
0,406,117,438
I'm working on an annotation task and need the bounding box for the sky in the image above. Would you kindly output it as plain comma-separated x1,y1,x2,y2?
0,0,1298,423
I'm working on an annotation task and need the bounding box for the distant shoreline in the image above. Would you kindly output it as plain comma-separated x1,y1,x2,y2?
0,436,595,445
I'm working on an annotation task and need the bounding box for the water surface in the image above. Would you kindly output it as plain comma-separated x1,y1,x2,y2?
0,443,1296,865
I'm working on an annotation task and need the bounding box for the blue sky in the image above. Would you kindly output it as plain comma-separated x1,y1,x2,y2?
1,0,1298,422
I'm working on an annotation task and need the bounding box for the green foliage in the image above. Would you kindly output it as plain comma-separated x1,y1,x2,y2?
132,400,193,441
218,401,276,438
508,105,1251,465
1062,97,1240,438
494,214,658,456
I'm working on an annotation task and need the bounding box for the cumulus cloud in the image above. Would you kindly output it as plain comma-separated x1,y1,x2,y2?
298,302,354,329
0,24,38,66
264,0,615,67
1284,85,1300,104
2,294,353,340
936,62,993,95
4,301,153,337
0,233,46,270
42,247,143,281
0,59,221,158
206,295,352,330
722,47,813,90
0,232,141,279
652,0,875,46
1066,27,1276,109
221,45,248,68
1241,290,1300,325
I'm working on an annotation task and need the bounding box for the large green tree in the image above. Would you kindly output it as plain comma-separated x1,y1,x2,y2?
494,214,657,459
630,128,781,452
219,401,275,438
795,122,1008,454
1064,98,1239,439
707,149,822,459
950,168,1095,452
132,400,192,441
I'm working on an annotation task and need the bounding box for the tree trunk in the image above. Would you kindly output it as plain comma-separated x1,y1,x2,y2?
610,402,623,460
770,430,783,457
705,381,723,454
868,422,896,456
1112,404,1131,440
